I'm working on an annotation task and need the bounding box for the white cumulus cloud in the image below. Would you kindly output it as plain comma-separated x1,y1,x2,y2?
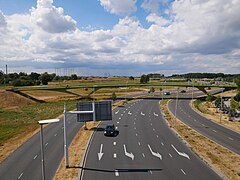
99,0,137,15
30,0,76,33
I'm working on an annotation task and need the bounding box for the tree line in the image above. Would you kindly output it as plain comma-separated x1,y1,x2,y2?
0,71,79,86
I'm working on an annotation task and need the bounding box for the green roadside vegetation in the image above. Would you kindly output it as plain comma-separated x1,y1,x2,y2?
0,100,76,146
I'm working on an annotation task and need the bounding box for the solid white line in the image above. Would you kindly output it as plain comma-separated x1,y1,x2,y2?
33,155,38,160
114,153,117,158
18,172,23,179
115,170,119,176
181,169,186,175
169,153,172,157
142,153,145,157
113,142,116,146
228,137,234,141
134,127,136,130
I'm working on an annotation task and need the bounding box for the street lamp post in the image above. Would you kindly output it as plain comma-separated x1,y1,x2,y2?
38,119,60,180
174,88,179,128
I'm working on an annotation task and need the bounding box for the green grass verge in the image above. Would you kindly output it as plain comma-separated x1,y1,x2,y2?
0,100,77,146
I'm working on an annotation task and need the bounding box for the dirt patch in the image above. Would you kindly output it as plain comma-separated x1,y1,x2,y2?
54,121,98,179
0,91,35,108
161,100,240,180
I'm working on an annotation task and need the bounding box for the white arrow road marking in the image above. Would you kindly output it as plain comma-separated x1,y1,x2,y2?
154,112,159,116
18,172,23,179
128,111,132,115
123,144,134,160
171,144,190,160
115,110,119,114
98,144,104,160
148,144,162,160
141,112,145,116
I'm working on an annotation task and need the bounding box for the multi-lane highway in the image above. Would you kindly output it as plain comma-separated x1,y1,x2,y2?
169,99,240,155
0,113,83,180
80,99,221,179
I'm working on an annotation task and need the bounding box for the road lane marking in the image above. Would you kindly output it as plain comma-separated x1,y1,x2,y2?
171,144,190,160
136,133,138,136
148,144,162,160
228,137,234,141
156,135,159,138
115,170,119,176
202,124,205,126
119,117,121,120
117,121,119,124
161,142,164,146
114,153,117,158
138,142,141,146
134,127,136,130
181,169,186,175
18,172,23,179
212,130,217,133
154,112,159,116
33,155,38,160
128,111,132,115
113,142,116,146
45,143,48,146
153,128,155,131
98,144,104,160
142,153,145,158
121,114,123,116
141,112,145,116
54,133,57,137
169,153,172,157
149,170,153,174
116,126,118,130
123,144,134,160
150,123,152,126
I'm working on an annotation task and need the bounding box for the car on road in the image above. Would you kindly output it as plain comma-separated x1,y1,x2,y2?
104,124,116,136
164,91,171,95
180,90,186,93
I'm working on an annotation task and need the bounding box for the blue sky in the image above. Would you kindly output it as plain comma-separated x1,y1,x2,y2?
0,0,239,76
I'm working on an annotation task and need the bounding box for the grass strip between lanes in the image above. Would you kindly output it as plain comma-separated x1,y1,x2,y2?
161,100,240,180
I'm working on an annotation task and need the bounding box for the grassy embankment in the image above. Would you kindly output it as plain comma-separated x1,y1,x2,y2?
161,100,240,179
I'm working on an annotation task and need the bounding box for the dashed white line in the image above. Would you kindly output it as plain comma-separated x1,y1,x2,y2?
228,137,234,141
114,153,117,158
169,153,172,157
153,128,155,131
115,170,119,177
113,142,116,146
142,153,145,158
156,135,159,138
202,124,205,126
117,121,119,124
136,133,138,137
18,172,23,179
161,142,164,146
119,117,121,120
138,142,141,146
45,143,48,146
54,133,57,137
212,130,217,133
134,127,136,130
33,155,38,160
181,169,186,175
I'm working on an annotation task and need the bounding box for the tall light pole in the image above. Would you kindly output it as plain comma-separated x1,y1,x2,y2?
174,88,179,128
219,88,224,124
38,119,60,180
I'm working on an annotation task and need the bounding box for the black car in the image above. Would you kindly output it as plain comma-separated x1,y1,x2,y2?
104,124,116,136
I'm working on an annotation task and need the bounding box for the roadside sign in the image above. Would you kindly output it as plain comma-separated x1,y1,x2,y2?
77,101,112,122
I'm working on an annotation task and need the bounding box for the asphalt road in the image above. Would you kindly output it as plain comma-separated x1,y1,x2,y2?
168,99,240,155
0,113,83,180
80,99,221,180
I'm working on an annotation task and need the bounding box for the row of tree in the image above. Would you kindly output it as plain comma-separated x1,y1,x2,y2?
0,71,79,86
